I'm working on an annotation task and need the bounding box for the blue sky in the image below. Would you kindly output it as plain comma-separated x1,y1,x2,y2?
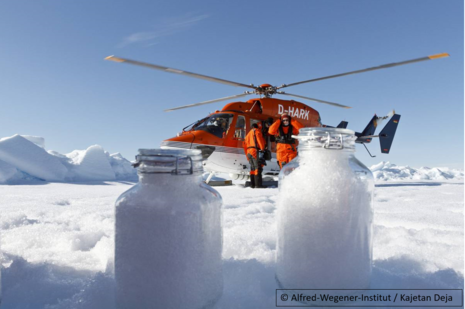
1,0,463,168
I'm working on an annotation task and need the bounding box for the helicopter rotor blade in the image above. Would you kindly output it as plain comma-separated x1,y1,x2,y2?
277,91,351,109
278,53,450,89
105,56,256,90
164,92,253,112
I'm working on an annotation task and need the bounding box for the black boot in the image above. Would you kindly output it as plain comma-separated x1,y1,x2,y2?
249,175,256,188
255,174,263,188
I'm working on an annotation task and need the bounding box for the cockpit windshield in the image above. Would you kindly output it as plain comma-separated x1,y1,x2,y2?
192,113,234,138
183,117,208,132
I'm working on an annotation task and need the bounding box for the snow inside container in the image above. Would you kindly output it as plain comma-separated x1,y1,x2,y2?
115,149,223,309
276,128,374,298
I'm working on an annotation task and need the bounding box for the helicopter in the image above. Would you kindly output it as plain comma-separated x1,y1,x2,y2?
105,53,448,181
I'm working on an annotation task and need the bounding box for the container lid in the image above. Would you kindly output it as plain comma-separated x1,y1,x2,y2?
134,148,203,175
294,127,356,150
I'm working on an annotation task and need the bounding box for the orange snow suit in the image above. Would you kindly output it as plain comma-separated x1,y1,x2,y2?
244,128,266,176
268,118,304,168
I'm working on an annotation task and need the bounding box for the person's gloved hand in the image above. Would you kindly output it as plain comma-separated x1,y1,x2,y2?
258,151,267,166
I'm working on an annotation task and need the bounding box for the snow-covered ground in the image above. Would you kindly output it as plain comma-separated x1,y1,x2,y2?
0,135,463,308
0,179,463,309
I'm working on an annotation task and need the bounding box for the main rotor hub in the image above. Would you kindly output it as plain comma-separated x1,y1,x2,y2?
256,83,277,98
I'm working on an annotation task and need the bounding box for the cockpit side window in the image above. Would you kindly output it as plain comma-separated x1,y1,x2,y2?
234,115,246,139
194,113,233,138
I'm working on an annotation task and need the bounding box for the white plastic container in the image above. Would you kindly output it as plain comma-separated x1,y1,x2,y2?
115,149,223,309
276,128,374,291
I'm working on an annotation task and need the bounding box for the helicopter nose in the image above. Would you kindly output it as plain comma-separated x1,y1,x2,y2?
161,133,195,150
161,132,216,159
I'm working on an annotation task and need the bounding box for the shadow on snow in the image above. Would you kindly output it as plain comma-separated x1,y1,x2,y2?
1,255,462,309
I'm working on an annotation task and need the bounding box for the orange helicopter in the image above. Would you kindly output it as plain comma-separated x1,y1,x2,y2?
105,53,448,181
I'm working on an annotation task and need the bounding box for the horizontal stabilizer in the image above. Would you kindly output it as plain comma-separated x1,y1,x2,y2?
355,114,378,143
379,114,401,154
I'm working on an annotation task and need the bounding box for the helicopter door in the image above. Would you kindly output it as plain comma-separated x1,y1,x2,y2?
250,118,272,152
249,118,279,173
250,118,261,127
220,115,248,173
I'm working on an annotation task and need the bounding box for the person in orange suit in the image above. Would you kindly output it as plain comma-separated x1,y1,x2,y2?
268,113,304,169
244,123,266,188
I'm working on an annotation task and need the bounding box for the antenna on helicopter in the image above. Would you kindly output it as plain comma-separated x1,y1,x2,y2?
105,53,449,112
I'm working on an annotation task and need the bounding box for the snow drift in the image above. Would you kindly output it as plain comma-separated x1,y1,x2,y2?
0,160,17,183
0,135,136,184
20,135,45,148
0,135,67,182
66,146,116,181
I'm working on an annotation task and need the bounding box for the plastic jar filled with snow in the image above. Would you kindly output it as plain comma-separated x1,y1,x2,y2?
276,128,374,293
115,149,223,309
